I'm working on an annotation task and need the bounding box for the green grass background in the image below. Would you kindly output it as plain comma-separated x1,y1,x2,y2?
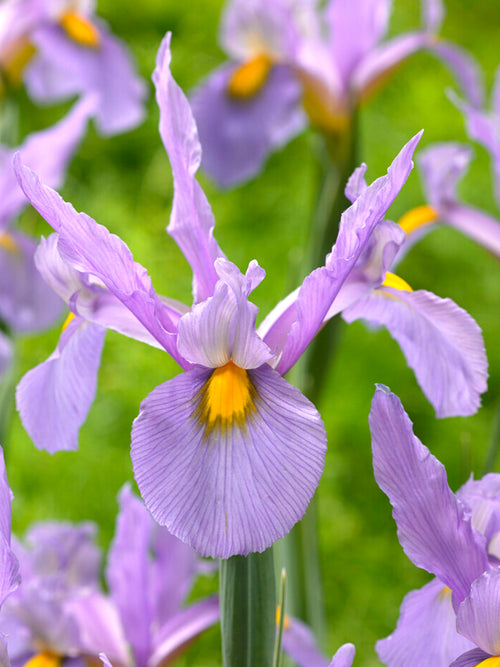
6,0,500,664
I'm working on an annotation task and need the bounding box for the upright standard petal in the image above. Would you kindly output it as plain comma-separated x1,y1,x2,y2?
376,578,475,667
14,158,184,365
261,132,422,375
131,363,326,558
456,570,500,657
345,289,488,417
16,316,106,453
154,33,225,303
369,387,489,604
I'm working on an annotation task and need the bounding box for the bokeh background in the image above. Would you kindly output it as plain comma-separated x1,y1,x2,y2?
7,0,500,664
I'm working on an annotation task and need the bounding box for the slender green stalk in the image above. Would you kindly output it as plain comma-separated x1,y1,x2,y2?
483,396,500,474
220,547,276,667
282,114,359,643
0,333,16,458
272,569,287,667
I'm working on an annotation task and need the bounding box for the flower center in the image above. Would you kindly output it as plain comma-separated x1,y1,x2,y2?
227,54,273,99
23,651,62,667
0,233,19,255
297,71,349,134
0,37,36,90
477,658,500,666
197,361,256,432
59,10,100,48
398,205,439,234
381,272,413,292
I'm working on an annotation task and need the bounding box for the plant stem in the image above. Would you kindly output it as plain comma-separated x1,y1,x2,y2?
220,547,276,667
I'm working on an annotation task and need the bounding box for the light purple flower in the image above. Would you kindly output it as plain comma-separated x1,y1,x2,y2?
0,447,20,666
190,0,483,186
368,386,500,667
396,143,500,259
0,98,94,335
0,0,146,135
453,65,500,209
0,485,218,667
14,33,422,558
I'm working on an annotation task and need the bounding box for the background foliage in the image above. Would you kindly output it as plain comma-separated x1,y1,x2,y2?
7,0,500,664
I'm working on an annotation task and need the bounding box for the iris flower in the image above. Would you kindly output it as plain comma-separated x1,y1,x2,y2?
368,386,500,667
0,485,219,667
0,0,146,135
453,64,500,210
394,143,500,259
0,97,93,374
0,447,20,667
190,0,483,186
13,32,427,558
337,162,488,418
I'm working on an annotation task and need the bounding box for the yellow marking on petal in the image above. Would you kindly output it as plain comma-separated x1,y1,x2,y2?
296,70,349,134
59,11,100,49
477,658,500,666
438,585,451,598
196,361,256,433
23,651,62,667
398,205,439,235
275,605,290,631
0,38,36,86
381,272,413,292
61,312,76,331
0,232,20,256
227,54,273,99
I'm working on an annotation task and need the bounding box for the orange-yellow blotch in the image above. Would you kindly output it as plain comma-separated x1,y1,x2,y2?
59,11,100,48
477,658,500,666
23,651,62,667
438,585,451,598
0,38,36,87
61,311,76,331
398,205,439,235
275,605,291,630
0,232,20,256
381,272,413,292
197,361,256,432
227,54,273,99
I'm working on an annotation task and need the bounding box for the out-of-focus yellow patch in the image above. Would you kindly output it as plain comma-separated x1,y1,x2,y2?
0,232,20,256
0,38,36,87
477,658,500,666
227,54,273,99
297,71,349,135
23,651,62,667
196,361,256,432
59,11,100,48
275,604,290,630
381,272,413,292
438,585,451,599
398,205,439,234
61,311,76,331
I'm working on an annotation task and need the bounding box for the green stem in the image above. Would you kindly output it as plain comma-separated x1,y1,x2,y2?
282,113,359,643
483,396,500,475
272,569,287,667
220,548,276,667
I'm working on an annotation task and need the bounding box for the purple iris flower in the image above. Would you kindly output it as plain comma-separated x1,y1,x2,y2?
453,65,500,210
190,0,483,187
0,0,146,136
13,32,423,558
393,143,500,259
0,97,92,355
330,162,488,418
0,447,21,667
368,386,500,666
0,485,219,667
